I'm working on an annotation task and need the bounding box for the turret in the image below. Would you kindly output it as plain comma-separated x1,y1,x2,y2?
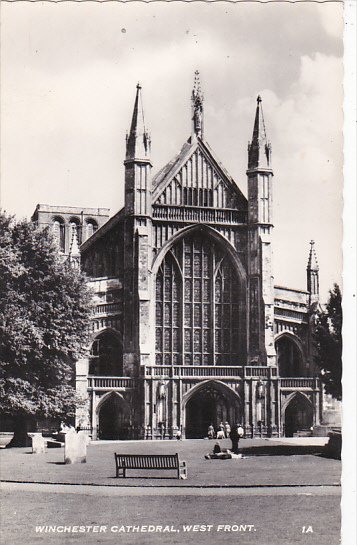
122,83,153,378
307,240,319,306
124,83,152,216
247,95,275,366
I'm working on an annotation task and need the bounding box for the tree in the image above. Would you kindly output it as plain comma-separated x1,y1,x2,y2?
314,284,342,400
0,212,93,446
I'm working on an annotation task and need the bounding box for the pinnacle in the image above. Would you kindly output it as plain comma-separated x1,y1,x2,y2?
192,70,204,138
126,83,151,161
307,240,319,271
69,226,80,257
248,95,271,170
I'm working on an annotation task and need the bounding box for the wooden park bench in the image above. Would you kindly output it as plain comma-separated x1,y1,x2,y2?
114,453,187,479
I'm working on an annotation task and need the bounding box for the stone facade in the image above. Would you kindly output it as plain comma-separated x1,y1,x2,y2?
31,204,110,263
38,76,341,440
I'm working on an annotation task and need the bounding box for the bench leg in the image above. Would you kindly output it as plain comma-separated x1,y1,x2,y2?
116,466,126,478
179,461,187,480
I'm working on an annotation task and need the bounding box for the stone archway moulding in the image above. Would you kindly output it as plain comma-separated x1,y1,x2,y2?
181,379,243,435
274,331,305,359
182,379,242,409
281,391,313,417
95,390,129,415
151,224,247,288
87,327,123,352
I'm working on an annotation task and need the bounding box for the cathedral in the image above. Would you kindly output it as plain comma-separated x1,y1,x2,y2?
33,74,340,440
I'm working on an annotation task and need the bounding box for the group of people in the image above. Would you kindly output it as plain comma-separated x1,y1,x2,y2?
207,422,232,440
205,421,244,459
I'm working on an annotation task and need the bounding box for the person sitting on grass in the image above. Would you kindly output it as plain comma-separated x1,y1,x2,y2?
204,442,232,460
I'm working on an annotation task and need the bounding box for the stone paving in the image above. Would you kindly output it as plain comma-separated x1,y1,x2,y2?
0,438,342,545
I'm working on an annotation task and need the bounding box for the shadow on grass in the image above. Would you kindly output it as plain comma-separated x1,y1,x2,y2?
109,475,182,480
316,451,341,461
240,445,326,457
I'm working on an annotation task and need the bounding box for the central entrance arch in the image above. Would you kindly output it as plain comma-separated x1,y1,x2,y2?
184,381,241,438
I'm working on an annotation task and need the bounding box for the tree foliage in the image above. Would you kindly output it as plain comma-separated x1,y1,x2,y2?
314,284,342,400
0,212,93,444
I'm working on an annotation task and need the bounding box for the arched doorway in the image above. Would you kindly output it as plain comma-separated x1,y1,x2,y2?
276,335,305,377
185,382,241,438
284,394,313,437
98,394,130,440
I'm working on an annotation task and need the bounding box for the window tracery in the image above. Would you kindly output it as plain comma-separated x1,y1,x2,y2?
155,231,242,366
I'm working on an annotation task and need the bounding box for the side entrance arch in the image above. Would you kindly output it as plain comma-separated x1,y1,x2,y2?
283,393,313,437
97,393,130,440
183,381,242,439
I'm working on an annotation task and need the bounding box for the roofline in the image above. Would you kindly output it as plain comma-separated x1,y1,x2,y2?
274,285,309,295
33,204,110,216
152,136,247,205
200,138,247,203
80,207,125,252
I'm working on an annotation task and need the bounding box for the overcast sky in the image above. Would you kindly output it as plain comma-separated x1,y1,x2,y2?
1,1,343,302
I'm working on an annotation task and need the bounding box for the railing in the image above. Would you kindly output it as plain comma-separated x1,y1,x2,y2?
88,376,136,389
144,365,279,378
280,378,317,388
176,366,244,378
245,366,273,377
145,365,244,378
152,205,246,225
87,373,318,390
93,303,121,317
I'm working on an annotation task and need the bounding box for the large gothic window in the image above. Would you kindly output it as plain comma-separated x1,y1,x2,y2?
155,231,243,366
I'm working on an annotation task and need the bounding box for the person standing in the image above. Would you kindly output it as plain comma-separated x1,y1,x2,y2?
224,421,231,438
207,424,215,439
229,424,239,454
217,422,225,440
237,424,244,439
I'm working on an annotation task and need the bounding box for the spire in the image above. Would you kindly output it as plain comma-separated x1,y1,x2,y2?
126,83,151,162
248,95,272,170
191,70,204,139
307,240,319,304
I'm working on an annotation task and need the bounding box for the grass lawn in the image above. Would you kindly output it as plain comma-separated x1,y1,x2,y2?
0,438,341,487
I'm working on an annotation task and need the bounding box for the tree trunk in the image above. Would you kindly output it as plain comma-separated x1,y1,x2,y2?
6,415,35,448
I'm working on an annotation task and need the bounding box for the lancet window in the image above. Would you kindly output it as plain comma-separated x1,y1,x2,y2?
52,217,65,252
86,219,98,240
